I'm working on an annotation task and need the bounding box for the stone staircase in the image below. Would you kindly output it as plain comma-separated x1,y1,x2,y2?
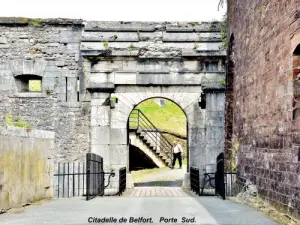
135,129,172,167
129,109,173,168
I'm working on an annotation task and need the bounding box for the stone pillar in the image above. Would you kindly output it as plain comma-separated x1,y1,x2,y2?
90,92,111,171
201,86,225,185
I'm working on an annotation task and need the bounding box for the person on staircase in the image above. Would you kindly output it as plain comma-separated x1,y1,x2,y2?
171,141,183,169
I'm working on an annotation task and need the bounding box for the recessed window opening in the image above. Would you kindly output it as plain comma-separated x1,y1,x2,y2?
293,44,300,119
293,45,300,79
15,75,42,92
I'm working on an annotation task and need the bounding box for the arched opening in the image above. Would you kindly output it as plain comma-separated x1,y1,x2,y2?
293,44,300,119
126,97,188,187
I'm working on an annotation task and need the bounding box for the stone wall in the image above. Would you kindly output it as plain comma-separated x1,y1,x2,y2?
0,18,90,162
0,126,54,212
0,19,226,194
228,0,300,219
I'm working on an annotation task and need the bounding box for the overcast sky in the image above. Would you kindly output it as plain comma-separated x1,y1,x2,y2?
0,0,226,21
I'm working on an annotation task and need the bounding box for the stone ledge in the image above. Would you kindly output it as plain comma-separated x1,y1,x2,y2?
0,126,55,139
0,17,83,26
202,84,226,93
87,82,115,92
10,92,47,98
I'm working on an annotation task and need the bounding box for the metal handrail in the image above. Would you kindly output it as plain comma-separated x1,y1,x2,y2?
136,109,173,147
129,109,173,164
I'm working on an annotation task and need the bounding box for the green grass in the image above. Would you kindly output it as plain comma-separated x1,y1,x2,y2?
29,80,42,92
131,167,169,182
130,98,187,137
175,158,187,167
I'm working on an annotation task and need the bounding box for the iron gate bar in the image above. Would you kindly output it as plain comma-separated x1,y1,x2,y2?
200,173,215,196
215,152,225,200
118,167,126,195
190,167,200,195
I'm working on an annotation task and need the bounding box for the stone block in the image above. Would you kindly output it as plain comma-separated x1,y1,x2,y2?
122,60,137,71
110,128,127,144
66,77,78,102
9,59,23,76
82,32,139,42
206,127,224,140
177,73,202,84
110,145,128,165
89,72,114,84
91,145,110,165
205,111,224,126
43,71,61,78
189,127,206,145
91,127,110,145
42,77,56,90
138,60,170,73
136,73,177,85
206,92,225,111
114,72,136,84
33,59,48,76
0,70,14,90
91,106,110,126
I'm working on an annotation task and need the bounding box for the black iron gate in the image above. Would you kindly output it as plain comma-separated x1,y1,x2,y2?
86,153,105,200
118,167,126,195
215,152,225,200
190,167,200,195
190,152,235,199
54,153,116,201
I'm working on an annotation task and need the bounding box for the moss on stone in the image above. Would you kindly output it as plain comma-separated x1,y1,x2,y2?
28,19,44,27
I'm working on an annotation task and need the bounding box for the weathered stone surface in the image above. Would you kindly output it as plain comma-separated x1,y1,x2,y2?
228,0,300,219
0,19,226,196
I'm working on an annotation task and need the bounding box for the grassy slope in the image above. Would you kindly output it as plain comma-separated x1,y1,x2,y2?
134,99,187,137
131,98,188,160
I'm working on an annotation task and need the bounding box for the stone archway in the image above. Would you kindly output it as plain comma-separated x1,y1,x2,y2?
81,21,226,194
126,96,189,173
89,85,225,193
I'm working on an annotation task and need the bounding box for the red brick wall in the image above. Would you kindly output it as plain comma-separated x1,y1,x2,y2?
228,0,300,218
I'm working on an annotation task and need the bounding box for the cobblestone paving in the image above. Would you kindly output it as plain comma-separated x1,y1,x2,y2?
123,187,190,197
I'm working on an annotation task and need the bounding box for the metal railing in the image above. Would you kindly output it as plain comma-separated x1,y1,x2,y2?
189,166,238,198
118,167,126,195
53,162,87,198
53,153,115,201
190,167,200,195
129,109,173,166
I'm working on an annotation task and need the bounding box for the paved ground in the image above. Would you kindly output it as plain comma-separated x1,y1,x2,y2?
132,166,186,187
124,187,188,197
0,191,278,225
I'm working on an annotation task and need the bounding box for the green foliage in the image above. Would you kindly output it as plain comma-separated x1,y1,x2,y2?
45,88,52,95
193,42,199,50
189,22,200,26
5,113,13,126
128,43,136,52
103,41,110,50
5,113,31,129
220,79,226,85
14,116,31,129
110,96,117,103
130,99,187,137
113,34,118,40
28,19,44,26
